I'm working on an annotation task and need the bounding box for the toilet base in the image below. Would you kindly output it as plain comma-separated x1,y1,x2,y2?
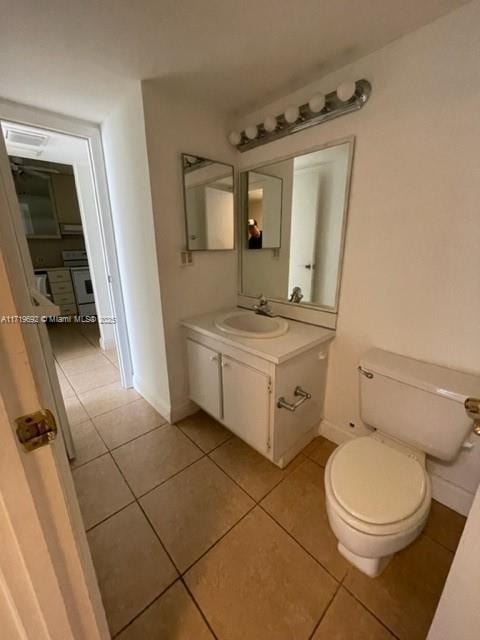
338,543,393,578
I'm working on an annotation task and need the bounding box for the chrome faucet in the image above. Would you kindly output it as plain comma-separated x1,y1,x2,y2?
253,294,274,317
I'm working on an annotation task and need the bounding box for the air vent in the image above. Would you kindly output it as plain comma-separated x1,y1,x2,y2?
5,128,48,148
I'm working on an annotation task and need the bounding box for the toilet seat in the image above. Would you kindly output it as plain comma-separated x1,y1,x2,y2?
325,436,431,537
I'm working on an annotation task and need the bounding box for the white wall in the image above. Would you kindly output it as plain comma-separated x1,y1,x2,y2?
236,1,480,511
102,83,171,416
141,81,237,419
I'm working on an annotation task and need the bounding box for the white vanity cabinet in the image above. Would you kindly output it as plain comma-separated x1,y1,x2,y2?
184,312,334,467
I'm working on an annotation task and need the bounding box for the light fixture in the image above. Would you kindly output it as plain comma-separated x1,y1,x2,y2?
308,94,325,113
228,131,242,146
263,115,277,132
230,79,370,151
284,105,300,124
336,81,356,102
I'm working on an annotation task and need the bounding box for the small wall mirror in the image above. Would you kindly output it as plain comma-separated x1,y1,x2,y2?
182,154,235,251
246,171,282,249
240,138,353,311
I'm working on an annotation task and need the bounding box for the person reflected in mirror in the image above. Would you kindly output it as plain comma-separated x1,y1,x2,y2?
248,218,263,249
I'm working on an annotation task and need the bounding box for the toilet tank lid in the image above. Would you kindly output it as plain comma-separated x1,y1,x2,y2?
360,348,480,404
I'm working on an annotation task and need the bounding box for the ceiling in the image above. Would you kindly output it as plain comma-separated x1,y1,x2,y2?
0,0,468,123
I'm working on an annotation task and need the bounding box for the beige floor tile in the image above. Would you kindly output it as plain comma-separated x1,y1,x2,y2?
261,459,349,580
312,588,395,640
141,457,254,572
177,410,232,453
73,454,134,529
64,395,89,425
69,419,107,468
55,367,76,399
53,340,98,362
88,503,178,636
116,581,214,640
67,362,120,394
210,436,303,501
78,381,140,418
112,425,203,497
424,499,466,552
303,436,338,467
93,398,166,449
60,352,112,376
185,507,337,640
344,534,454,640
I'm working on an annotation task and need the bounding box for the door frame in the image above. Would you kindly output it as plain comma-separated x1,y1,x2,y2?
0,123,108,638
0,98,133,388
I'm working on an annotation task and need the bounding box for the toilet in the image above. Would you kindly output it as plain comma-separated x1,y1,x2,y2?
325,348,479,577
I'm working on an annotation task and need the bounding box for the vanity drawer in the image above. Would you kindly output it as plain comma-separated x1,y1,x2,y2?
53,292,76,305
47,269,71,283
50,281,74,295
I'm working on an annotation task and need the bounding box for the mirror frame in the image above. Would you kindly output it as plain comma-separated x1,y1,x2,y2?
245,170,283,250
181,152,236,252
238,135,355,314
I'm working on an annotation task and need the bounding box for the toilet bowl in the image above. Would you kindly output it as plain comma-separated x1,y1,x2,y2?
324,348,479,578
325,433,431,577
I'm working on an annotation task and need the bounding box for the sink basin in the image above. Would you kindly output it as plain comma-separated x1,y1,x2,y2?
215,310,289,338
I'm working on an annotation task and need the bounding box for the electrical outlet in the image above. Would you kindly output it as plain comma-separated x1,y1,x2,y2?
180,251,193,266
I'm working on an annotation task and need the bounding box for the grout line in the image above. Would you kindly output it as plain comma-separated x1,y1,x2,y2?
341,583,402,640
133,451,207,502
180,576,219,640
307,580,342,640
110,577,181,639
84,496,137,533
106,420,169,453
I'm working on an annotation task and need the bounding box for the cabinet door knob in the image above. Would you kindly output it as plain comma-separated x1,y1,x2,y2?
221,361,229,368
210,355,218,362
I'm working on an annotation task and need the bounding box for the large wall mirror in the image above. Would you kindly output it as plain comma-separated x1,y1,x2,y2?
182,154,235,251
240,138,354,311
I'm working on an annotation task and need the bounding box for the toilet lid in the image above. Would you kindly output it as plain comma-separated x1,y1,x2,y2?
330,437,427,525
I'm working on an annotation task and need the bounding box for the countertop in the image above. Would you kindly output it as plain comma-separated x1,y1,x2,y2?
182,308,335,364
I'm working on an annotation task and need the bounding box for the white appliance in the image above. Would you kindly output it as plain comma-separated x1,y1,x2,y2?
63,251,96,316
324,348,480,578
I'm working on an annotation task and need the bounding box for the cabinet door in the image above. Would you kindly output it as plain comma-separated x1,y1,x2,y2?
51,174,82,224
186,339,222,420
222,355,270,454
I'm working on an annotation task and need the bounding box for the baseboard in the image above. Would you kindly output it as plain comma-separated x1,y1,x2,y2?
133,374,172,423
430,474,474,517
99,335,116,351
318,418,356,445
319,418,473,517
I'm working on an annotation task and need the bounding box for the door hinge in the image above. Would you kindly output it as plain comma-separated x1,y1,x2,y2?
268,379,272,394
15,409,58,452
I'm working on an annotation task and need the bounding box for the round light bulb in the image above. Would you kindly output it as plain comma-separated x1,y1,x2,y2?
228,131,241,146
284,105,299,124
308,93,325,113
245,125,258,140
263,115,277,132
337,81,356,102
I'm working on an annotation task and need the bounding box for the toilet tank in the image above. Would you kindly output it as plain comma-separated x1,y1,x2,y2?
359,348,480,461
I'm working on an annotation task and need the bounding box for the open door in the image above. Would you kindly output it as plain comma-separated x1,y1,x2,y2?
0,123,108,638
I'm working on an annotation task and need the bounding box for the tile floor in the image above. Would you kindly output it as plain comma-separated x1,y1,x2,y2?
51,322,466,640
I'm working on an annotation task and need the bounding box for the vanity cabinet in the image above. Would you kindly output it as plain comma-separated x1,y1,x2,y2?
184,316,334,467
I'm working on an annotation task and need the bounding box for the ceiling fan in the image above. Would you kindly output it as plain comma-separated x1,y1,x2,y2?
9,157,60,180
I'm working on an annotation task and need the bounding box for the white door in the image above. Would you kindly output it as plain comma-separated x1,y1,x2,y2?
221,355,271,454
0,133,108,638
186,339,222,419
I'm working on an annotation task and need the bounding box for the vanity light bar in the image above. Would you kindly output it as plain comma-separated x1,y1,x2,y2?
229,79,371,152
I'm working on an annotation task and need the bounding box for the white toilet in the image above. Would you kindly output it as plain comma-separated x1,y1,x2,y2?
325,348,479,578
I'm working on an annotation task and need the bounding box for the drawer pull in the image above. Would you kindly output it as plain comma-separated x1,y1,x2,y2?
277,386,311,412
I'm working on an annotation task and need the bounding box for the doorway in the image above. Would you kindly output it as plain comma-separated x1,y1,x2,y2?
0,108,134,458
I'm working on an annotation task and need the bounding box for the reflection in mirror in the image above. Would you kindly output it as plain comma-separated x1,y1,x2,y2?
247,172,282,249
241,139,353,310
182,154,235,251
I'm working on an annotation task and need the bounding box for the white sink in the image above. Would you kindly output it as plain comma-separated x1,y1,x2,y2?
215,310,289,338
